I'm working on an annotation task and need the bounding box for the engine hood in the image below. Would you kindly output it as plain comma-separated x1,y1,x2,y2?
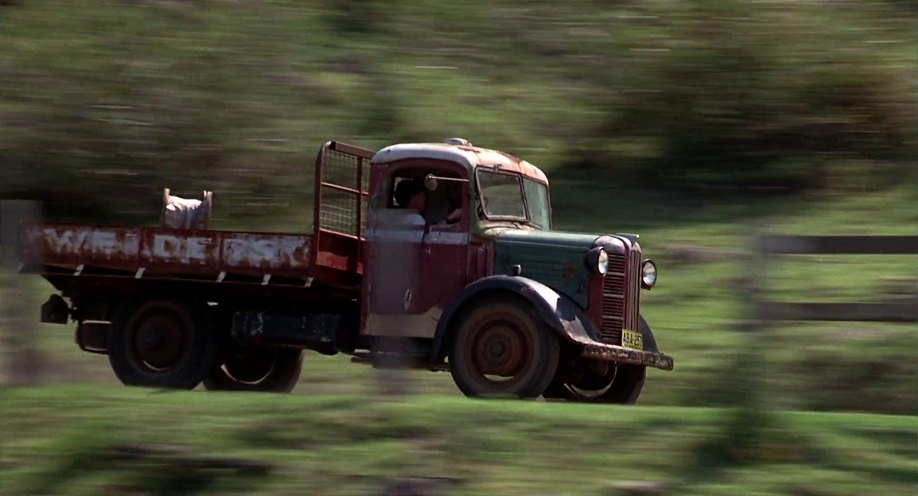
491,228,600,250
490,229,632,308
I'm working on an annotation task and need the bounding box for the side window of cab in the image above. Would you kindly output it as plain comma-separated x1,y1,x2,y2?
387,168,466,228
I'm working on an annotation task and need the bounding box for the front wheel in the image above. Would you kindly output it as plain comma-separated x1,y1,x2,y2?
448,297,559,398
543,315,652,403
203,347,304,393
543,361,646,403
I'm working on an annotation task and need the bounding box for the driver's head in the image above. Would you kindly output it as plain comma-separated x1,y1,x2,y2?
394,179,426,211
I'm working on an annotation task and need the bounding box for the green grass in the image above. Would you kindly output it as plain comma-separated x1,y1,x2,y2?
0,385,915,495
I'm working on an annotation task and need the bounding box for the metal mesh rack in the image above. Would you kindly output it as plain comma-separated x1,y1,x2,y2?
317,146,371,238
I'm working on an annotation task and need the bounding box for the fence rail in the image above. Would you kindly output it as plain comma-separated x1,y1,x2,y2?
758,235,918,255
756,235,918,323
760,301,918,323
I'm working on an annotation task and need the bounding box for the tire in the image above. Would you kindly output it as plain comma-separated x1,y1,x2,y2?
543,315,650,403
448,297,559,398
203,347,304,393
544,362,645,403
108,298,217,389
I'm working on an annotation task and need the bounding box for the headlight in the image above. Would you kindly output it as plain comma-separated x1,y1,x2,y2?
641,259,657,289
586,248,608,276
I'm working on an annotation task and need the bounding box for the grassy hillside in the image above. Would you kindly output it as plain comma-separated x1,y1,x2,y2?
1,386,916,496
2,0,915,226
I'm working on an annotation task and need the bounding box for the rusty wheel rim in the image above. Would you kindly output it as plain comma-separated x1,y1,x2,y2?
130,310,190,372
566,362,617,398
221,349,277,384
462,311,534,390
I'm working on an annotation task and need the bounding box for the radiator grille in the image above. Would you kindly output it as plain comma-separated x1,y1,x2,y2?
628,249,641,331
599,248,641,344
600,254,627,343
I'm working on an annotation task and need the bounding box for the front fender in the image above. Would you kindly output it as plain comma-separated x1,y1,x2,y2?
430,275,599,364
637,315,660,354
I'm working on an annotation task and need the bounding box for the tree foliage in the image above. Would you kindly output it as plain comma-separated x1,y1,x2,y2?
1,0,914,225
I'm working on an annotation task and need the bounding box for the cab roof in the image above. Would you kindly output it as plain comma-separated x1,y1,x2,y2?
371,142,549,185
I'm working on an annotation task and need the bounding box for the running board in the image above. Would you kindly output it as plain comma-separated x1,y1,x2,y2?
350,352,449,372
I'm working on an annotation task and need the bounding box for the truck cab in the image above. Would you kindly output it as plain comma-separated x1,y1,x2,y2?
332,139,673,399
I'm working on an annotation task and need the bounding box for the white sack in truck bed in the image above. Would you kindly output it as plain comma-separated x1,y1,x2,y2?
161,188,213,230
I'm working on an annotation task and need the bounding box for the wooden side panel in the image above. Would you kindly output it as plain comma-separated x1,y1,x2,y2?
220,233,311,271
24,224,312,279
140,230,219,270
24,225,140,269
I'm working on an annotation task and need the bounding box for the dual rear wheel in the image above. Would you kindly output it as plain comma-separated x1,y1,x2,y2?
108,298,302,392
204,347,303,392
108,299,215,390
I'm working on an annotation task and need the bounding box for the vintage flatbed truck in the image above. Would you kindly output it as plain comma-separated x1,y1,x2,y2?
19,139,673,400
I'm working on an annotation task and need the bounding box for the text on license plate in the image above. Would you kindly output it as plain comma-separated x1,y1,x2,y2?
622,328,643,350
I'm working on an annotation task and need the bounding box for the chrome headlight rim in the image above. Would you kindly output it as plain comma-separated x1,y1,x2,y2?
586,247,609,276
641,259,657,289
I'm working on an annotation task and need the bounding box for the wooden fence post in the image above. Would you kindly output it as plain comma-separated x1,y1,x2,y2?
0,200,43,385
719,226,775,459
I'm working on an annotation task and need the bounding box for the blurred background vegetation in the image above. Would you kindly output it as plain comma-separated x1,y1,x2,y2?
1,0,915,226
0,1,915,494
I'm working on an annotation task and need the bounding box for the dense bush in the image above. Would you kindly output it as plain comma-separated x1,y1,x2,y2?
600,2,915,192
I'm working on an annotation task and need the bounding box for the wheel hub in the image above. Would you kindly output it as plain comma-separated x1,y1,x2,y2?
131,313,187,371
475,325,526,377
139,329,163,350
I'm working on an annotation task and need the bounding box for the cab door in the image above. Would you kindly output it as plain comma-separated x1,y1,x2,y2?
365,208,425,315
412,188,470,313
361,162,470,338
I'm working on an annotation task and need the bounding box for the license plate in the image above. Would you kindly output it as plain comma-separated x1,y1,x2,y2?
622,328,643,350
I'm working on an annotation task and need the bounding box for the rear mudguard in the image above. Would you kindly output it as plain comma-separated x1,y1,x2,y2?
431,275,670,369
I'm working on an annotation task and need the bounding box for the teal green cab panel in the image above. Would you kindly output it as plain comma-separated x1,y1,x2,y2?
493,230,599,308
494,229,600,248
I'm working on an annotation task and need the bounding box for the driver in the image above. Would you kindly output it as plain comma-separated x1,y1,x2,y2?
394,178,461,225
394,179,426,211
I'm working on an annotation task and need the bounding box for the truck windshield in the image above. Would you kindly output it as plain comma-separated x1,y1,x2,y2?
523,178,551,230
478,170,526,219
477,169,551,229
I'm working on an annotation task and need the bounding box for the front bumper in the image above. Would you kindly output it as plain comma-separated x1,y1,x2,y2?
580,341,674,371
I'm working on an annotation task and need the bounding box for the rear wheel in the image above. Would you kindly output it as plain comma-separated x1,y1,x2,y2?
108,298,216,389
203,347,303,393
449,298,559,398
